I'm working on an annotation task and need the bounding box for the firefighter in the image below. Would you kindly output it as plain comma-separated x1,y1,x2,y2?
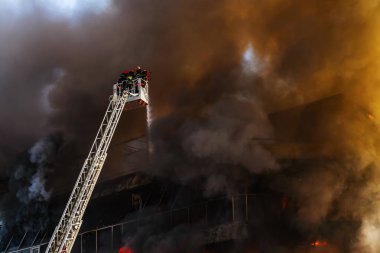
141,70,147,78
118,73,127,84
134,66,143,88
143,69,151,81
117,72,128,94
126,71,134,79
135,66,142,78
116,73,127,96
126,71,135,93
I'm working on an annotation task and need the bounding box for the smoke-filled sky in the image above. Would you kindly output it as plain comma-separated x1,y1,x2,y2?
1,0,380,175
2,0,380,251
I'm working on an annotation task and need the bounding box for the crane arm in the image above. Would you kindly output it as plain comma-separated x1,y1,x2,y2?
45,90,132,253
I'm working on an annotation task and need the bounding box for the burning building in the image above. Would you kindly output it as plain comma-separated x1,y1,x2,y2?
1,1,380,252
0,93,376,253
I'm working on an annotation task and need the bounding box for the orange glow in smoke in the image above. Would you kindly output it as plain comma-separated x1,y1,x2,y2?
311,240,328,247
368,113,375,121
118,246,133,253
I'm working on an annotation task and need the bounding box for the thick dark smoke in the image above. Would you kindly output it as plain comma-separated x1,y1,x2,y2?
127,221,203,253
1,0,380,252
147,91,279,195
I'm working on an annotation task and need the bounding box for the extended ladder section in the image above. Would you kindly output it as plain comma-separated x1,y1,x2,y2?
45,78,149,253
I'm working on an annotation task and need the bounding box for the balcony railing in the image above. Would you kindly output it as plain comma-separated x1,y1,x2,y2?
2,193,281,253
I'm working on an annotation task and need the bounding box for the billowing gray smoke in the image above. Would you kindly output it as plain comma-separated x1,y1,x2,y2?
0,133,63,240
147,88,279,195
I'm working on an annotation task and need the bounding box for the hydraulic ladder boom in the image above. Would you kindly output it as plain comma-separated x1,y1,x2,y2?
45,74,149,253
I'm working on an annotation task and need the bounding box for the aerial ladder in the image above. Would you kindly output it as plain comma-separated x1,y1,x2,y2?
44,69,150,253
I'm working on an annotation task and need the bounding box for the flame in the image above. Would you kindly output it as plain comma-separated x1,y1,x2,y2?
310,240,328,247
118,246,133,253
